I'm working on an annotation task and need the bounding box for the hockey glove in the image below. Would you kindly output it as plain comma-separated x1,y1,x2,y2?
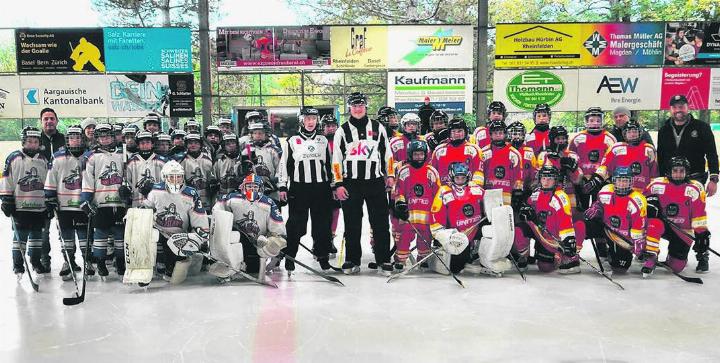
1,199,16,217
559,237,577,257
118,184,133,202
560,157,578,173
646,195,662,219
45,199,58,219
510,189,525,210
583,173,604,195
394,200,409,221
584,200,604,221
207,178,220,196
518,205,536,223
80,201,97,217
693,230,711,254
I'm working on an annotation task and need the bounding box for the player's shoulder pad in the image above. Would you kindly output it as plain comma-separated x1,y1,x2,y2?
181,185,199,197
468,182,485,195
552,189,572,207
611,142,628,154
52,149,67,159
572,131,587,143
152,182,166,191
689,179,705,192
6,150,24,163
629,191,647,208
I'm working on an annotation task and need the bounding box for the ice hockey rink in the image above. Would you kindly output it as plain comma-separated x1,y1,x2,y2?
1,198,719,363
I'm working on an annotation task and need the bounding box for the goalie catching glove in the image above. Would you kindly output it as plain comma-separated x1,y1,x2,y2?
166,232,208,257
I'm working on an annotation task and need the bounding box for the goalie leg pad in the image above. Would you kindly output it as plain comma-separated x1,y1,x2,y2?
476,206,514,273
483,188,504,221
123,208,157,284
169,257,191,284
428,247,451,275
209,210,244,274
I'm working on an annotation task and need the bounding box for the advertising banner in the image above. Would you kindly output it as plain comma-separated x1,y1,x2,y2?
579,22,665,66
167,74,195,117
104,27,192,72
709,68,720,110
495,23,582,68
20,74,108,117
0,75,22,118
15,28,105,73
387,70,473,114
665,22,720,65
387,25,473,69
331,26,388,69
216,26,331,71
660,67,710,110
493,69,579,112
106,74,195,117
1,29,16,72
577,68,662,110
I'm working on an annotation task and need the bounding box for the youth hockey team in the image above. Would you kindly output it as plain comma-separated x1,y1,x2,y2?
1,91,716,290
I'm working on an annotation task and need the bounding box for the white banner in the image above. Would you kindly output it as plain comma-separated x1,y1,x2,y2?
577,68,662,110
0,75,22,118
493,69,579,112
106,74,171,117
20,75,108,118
709,68,720,110
387,70,473,114
387,25,474,69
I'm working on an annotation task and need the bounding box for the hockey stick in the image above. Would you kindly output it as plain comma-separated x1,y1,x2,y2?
603,226,702,285
589,239,606,274
655,215,719,258
10,216,39,292
406,221,465,288
56,217,81,298
506,253,527,283
64,215,93,305
387,250,438,283
297,241,342,272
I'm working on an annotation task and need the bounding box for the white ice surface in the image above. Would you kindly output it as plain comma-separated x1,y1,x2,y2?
1,198,719,363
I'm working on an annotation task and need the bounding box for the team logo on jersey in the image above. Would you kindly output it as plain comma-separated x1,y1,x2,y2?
666,203,679,217
156,203,184,228
494,166,505,179
609,215,621,228
588,150,600,163
691,130,698,138
414,184,424,197
62,167,82,190
17,167,44,192
462,204,474,217
630,162,642,176
98,161,123,186
237,210,260,242
187,167,206,190
135,168,156,189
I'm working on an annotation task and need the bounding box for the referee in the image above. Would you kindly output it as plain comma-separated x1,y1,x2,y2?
332,92,395,275
278,107,334,272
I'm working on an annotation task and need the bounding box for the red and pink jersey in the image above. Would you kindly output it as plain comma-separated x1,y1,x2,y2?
472,126,490,149
596,184,647,246
389,134,424,171
430,141,484,186
644,177,707,234
393,163,441,225
536,150,582,208
596,141,658,192
569,130,617,176
526,188,575,241
430,182,486,237
481,143,523,204
525,128,550,154
517,144,537,189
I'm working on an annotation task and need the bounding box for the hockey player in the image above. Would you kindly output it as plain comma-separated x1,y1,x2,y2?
514,165,580,273
277,106,334,273
124,131,168,207
45,125,91,279
204,125,223,159
218,118,233,135
143,114,162,134
645,156,710,274
569,107,617,210
113,124,125,146
154,132,172,158
1,127,49,275
583,167,647,274
321,114,341,254
170,129,187,158
390,113,423,167
143,160,210,282
584,119,658,196
177,133,218,209
473,101,506,149
244,121,282,202
425,110,449,152
80,124,127,278
212,173,287,274
481,120,524,206
377,106,401,137
536,126,583,210
214,133,241,197
506,121,537,190
525,103,552,154
122,125,139,155
392,140,440,270
184,119,201,135
430,117,484,186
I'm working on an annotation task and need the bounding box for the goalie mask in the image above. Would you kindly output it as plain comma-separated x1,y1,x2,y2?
240,174,264,202
161,160,185,194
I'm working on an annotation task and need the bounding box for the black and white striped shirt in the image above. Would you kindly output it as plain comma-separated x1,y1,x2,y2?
331,116,394,187
278,131,332,189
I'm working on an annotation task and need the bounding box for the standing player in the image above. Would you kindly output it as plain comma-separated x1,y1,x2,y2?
214,133,241,197
506,121,537,191
536,126,583,210
377,106,401,137
473,101,506,149
525,103,552,154
481,120,524,206
124,131,168,208
245,121,282,202
177,133,218,209
425,110,449,152
388,113,423,248
430,117,484,186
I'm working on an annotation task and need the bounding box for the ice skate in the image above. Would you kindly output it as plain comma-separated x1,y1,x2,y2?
380,262,393,277
696,252,709,274
341,262,360,275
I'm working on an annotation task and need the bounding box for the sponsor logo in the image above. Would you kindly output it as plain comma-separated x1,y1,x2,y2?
630,162,642,176
24,88,38,105
666,203,679,217
17,167,44,192
413,184,424,197
494,166,505,179
609,215,621,228
583,31,607,57
462,204,474,217
596,76,638,94
506,70,564,110
588,150,600,163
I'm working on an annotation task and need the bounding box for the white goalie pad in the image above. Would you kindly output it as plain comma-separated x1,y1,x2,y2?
170,254,204,284
256,235,287,258
123,208,158,284
434,228,469,255
476,205,514,273
208,209,243,278
483,188,504,221
428,248,451,275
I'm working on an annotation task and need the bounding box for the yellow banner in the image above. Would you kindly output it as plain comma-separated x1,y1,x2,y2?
331,26,388,69
495,23,582,68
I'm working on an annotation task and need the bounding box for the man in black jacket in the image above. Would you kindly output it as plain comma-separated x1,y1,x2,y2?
417,96,435,135
657,95,718,198
610,106,654,145
38,108,66,271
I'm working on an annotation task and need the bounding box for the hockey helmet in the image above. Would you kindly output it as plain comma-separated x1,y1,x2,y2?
430,110,449,130
622,119,642,146
584,107,604,134
668,156,691,185
448,162,470,187
400,113,421,135
612,166,634,196
538,165,560,191
347,92,368,106
184,119,201,134
488,120,507,147
447,117,468,146
65,125,85,154
94,124,116,149
487,101,507,119
406,140,429,168
548,126,569,152
506,121,526,148
533,103,552,122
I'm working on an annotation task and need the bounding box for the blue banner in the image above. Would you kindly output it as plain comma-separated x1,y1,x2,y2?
104,28,192,72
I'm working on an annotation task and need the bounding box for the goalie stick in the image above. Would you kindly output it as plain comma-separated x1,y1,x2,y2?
10,216,39,292
406,221,465,288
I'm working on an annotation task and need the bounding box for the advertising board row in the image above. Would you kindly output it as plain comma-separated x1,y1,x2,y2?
0,74,195,118
493,67,720,112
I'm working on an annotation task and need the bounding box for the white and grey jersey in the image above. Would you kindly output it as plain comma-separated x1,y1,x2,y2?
45,148,83,211
179,152,216,208
0,150,49,212
246,141,282,181
81,147,125,208
278,132,332,189
212,192,285,241
213,154,241,197
143,184,209,237
126,153,168,207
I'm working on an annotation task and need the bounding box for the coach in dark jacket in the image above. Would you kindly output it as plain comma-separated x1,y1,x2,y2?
610,106,653,145
39,108,66,162
657,95,718,197
417,96,435,135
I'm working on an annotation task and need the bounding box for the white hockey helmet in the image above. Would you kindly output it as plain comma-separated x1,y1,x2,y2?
161,160,185,194
400,113,421,133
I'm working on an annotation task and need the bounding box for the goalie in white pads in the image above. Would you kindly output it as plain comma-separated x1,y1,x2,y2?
140,160,210,284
